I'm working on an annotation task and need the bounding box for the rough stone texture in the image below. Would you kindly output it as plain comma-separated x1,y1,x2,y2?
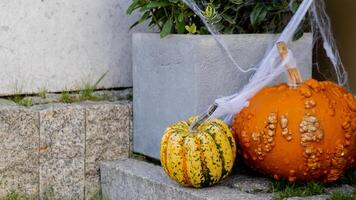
0,108,39,198
101,158,273,200
0,99,16,106
221,175,272,193
325,184,354,194
0,0,145,95
0,101,132,199
39,104,86,199
133,33,313,159
286,195,330,200
84,102,132,198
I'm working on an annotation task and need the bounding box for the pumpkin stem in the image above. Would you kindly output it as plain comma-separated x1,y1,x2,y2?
189,103,218,132
277,42,303,88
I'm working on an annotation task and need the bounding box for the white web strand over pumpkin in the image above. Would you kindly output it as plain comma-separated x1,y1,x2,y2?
310,0,349,88
181,0,349,124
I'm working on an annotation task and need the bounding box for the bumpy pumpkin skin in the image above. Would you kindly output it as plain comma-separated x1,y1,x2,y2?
160,117,236,188
232,79,356,183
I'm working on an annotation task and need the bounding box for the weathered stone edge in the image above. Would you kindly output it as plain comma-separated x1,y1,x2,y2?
101,158,272,200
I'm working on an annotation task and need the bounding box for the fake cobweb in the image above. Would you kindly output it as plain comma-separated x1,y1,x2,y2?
181,0,349,124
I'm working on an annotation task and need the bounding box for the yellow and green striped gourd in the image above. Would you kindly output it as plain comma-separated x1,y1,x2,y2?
160,116,236,188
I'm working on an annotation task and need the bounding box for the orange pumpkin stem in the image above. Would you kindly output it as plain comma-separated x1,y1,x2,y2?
277,42,303,88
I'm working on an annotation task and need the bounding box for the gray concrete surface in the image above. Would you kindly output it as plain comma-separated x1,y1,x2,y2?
101,158,273,200
0,0,145,95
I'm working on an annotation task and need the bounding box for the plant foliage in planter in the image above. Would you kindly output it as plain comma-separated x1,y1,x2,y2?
127,0,309,38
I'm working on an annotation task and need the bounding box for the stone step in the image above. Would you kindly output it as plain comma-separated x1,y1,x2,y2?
101,159,356,200
100,158,273,200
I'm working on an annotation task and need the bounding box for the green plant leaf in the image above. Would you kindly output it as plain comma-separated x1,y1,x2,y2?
289,0,300,13
178,13,184,22
250,3,267,27
129,12,150,30
229,0,244,5
127,0,141,15
160,18,173,37
126,0,309,35
185,23,197,34
146,1,171,9
176,19,186,33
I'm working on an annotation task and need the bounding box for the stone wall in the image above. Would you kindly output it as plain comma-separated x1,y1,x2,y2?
0,0,145,95
0,101,132,199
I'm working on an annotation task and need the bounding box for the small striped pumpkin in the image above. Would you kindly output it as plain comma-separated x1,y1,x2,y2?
160,116,236,188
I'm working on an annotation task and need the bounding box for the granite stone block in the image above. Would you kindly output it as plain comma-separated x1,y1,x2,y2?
39,104,85,199
0,108,39,198
84,102,132,198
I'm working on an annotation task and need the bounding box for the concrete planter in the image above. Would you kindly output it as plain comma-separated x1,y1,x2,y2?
133,33,313,159
0,0,145,95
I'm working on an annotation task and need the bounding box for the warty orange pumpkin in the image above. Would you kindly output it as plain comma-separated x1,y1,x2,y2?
232,43,356,183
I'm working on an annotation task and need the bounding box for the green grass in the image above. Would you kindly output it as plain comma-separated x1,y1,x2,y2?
8,72,111,105
7,96,32,107
270,181,325,200
330,189,356,200
59,91,77,103
59,72,109,103
0,191,35,200
79,72,108,101
20,98,32,107
38,88,47,99
79,83,98,101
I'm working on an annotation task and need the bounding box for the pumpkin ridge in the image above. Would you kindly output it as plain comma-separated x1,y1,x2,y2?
166,131,186,184
207,125,229,179
196,136,211,187
184,135,203,187
212,119,236,160
181,135,192,186
211,119,237,160
200,131,223,184
160,128,176,176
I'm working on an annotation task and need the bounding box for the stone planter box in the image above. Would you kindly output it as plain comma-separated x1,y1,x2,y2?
133,33,313,159
0,0,145,95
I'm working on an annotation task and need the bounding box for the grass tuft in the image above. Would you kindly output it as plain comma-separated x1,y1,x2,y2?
59,91,77,103
0,191,35,200
79,72,108,101
8,96,32,107
38,88,47,99
270,180,325,200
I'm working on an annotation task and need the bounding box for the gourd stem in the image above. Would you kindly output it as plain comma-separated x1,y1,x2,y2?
189,103,218,132
277,42,303,88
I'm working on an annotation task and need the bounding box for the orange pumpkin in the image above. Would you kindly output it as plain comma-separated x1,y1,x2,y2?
232,79,356,183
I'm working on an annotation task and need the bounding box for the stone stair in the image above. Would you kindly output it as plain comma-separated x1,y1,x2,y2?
100,159,273,200
100,159,356,200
